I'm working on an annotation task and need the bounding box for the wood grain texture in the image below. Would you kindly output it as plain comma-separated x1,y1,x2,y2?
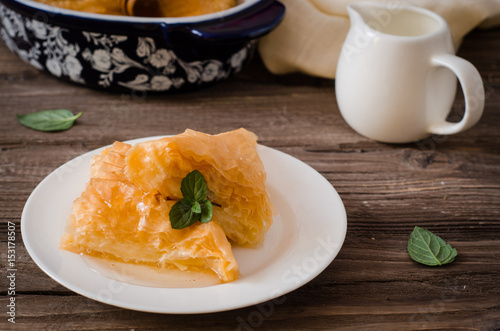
1,24,499,330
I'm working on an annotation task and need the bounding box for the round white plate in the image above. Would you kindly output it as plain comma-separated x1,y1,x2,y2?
21,136,347,314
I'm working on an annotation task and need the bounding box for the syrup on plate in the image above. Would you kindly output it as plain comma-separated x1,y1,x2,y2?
82,255,222,288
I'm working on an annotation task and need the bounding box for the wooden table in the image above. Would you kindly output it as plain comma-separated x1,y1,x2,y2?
1,25,499,330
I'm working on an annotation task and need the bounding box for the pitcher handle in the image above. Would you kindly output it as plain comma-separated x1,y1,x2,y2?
428,54,484,135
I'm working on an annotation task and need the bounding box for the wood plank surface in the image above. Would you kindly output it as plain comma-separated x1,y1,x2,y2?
1,22,499,330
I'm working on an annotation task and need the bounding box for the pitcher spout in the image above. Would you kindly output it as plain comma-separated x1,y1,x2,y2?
347,2,397,30
346,3,366,28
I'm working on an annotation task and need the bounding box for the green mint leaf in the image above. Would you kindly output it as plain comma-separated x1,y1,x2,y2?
191,201,202,214
169,171,215,229
180,197,194,206
407,226,457,266
180,170,207,202
17,109,83,132
200,200,213,223
169,200,199,230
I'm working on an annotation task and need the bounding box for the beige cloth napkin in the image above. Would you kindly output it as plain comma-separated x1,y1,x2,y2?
258,0,500,79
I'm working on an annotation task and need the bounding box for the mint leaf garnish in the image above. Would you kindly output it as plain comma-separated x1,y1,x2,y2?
191,201,202,214
407,226,457,266
181,170,207,202
169,200,198,230
169,170,215,229
17,109,83,132
200,200,213,223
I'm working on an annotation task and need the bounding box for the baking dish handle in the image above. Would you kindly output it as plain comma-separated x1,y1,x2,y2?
164,1,285,44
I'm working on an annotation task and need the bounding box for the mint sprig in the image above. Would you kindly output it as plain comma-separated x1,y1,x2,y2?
169,170,217,230
407,226,457,266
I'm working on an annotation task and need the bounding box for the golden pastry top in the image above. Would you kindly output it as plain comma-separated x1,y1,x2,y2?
33,0,238,17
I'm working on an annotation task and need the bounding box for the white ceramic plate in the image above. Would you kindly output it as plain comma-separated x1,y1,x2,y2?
21,136,347,314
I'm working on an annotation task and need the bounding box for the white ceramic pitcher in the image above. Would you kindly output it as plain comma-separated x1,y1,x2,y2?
335,2,485,143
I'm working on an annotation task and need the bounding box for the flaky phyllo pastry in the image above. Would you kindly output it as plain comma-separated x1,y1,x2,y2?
60,129,275,283
33,0,237,17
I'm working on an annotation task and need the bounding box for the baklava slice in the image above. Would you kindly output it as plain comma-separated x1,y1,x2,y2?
60,141,239,282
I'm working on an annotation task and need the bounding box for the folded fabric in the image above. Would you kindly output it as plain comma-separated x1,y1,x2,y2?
258,0,500,79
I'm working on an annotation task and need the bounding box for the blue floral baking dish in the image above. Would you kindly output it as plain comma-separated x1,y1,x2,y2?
0,0,284,92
